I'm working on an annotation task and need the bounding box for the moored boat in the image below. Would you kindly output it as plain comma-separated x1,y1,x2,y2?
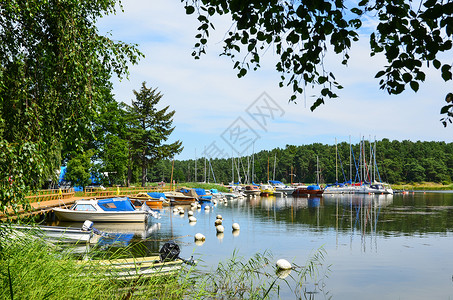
165,190,197,205
243,185,261,196
53,197,159,223
293,184,324,196
130,192,169,208
260,184,275,196
4,220,102,244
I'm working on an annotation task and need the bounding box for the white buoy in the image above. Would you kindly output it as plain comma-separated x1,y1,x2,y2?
276,269,292,279
194,233,205,241
216,232,224,240
188,210,194,216
189,216,197,223
214,219,222,226
172,207,179,213
232,223,240,230
197,204,201,209
276,259,292,270
179,209,185,215
216,214,223,220
191,202,197,207
216,225,225,233
204,205,210,211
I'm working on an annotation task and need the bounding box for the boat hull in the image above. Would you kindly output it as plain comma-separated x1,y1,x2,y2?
7,224,98,243
53,208,149,223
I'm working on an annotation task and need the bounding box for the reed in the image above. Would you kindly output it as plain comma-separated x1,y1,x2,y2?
0,226,328,299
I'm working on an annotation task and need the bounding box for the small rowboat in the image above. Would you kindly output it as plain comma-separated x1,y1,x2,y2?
130,192,169,209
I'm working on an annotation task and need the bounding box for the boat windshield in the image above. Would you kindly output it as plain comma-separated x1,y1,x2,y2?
73,204,96,211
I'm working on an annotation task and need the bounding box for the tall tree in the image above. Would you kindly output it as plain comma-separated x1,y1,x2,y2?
0,0,142,217
182,0,453,123
124,82,183,187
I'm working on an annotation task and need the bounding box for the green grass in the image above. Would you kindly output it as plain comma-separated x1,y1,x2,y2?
391,182,453,191
175,182,230,193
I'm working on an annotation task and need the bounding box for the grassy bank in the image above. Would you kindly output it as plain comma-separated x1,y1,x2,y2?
391,182,453,191
0,227,328,299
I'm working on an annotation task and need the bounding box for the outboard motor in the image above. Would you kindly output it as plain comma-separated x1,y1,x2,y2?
159,241,181,262
82,220,108,237
82,220,94,231
159,241,197,265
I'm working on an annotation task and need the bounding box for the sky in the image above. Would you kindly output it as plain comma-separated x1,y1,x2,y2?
97,1,452,160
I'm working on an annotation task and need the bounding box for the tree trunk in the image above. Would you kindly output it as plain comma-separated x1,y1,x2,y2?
127,142,132,187
141,149,147,187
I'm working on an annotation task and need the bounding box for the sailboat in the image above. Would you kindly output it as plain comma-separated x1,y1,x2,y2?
354,138,393,195
293,156,324,196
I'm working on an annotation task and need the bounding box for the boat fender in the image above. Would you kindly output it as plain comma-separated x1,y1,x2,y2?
232,223,240,230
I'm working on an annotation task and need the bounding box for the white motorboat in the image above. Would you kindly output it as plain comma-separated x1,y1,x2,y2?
53,197,159,223
269,180,295,194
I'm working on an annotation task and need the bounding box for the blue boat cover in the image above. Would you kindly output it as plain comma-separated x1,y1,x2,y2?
307,185,321,190
199,195,212,201
210,189,219,194
147,192,167,199
194,188,207,196
98,198,136,211
269,180,283,185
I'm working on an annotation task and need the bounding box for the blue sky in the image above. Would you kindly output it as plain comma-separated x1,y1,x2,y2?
97,1,452,160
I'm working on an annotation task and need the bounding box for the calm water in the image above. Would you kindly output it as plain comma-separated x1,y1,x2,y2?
58,191,453,299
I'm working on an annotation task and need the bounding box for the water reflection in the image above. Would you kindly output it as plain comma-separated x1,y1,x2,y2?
42,192,453,299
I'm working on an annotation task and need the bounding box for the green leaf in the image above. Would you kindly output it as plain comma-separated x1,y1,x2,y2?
440,104,453,114
185,5,195,15
409,81,419,92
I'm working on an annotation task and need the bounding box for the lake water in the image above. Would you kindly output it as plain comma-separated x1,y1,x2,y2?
58,191,453,299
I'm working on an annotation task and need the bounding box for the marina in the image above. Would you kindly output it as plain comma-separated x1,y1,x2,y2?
43,190,453,299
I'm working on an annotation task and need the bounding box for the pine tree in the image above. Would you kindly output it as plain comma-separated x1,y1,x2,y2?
124,82,183,187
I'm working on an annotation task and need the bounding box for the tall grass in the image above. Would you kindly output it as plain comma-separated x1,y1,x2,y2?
0,226,328,299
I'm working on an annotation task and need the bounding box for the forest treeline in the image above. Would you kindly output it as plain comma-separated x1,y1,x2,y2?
148,140,452,185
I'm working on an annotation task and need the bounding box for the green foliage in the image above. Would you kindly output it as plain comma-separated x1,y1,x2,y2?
167,139,452,185
0,0,142,217
182,0,453,118
65,150,94,189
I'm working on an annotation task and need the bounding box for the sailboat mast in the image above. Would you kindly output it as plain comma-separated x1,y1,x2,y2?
335,138,338,183
267,156,269,183
195,149,197,183
273,153,276,181
349,135,352,182
204,146,206,183
316,156,320,184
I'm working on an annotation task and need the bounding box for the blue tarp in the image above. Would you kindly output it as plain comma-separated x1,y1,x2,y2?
307,185,321,190
98,198,136,211
210,189,219,194
147,192,167,199
194,188,207,196
269,180,283,185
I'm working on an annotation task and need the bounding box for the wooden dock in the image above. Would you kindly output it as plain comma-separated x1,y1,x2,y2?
2,186,172,219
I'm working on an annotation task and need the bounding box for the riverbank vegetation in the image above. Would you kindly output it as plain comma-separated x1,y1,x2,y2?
0,229,328,299
150,140,452,186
